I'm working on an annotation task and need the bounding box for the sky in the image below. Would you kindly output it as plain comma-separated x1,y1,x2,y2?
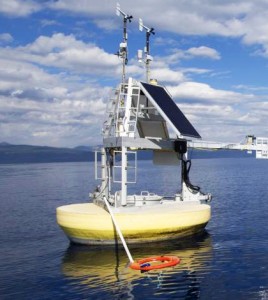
0,0,268,147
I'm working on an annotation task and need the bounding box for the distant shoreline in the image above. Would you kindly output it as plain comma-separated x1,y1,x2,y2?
0,142,253,164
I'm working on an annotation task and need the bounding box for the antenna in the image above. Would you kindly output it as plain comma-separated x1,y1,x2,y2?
139,18,143,32
116,3,133,84
116,3,120,17
138,18,155,82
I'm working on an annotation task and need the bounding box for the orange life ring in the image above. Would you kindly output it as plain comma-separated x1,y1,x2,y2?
129,255,180,271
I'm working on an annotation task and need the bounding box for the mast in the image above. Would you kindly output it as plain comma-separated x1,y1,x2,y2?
138,18,155,82
116,3,133,84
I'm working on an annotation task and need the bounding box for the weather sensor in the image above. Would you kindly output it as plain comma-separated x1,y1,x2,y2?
138,18,155,82
116,3,133,83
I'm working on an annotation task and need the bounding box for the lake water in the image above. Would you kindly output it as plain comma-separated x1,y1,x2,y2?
0,158,267,299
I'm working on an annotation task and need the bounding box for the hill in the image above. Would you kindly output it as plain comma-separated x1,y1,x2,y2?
0,142,253,164
0,143,94,164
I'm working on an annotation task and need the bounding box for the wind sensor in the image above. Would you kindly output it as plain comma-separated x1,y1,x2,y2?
116,3,133,83
138,18,155,82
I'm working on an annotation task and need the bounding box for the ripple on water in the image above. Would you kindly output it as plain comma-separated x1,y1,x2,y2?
60,233,214,299
1,160,268,299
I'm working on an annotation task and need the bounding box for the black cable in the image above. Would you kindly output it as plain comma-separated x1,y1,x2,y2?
182,159,201,192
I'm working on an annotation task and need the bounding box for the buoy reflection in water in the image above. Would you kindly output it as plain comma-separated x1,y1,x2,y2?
61,232,212,299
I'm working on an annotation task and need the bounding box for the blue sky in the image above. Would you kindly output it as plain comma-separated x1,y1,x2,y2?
0,0,267,147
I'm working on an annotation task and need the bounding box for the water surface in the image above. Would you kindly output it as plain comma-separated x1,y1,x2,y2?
0,159,267,299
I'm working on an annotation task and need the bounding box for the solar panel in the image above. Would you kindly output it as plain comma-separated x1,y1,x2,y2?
140,82,201,139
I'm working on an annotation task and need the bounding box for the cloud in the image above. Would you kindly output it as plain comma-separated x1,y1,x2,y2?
161,80,267,141
3,1,268,59
154,37,179,47
0,29,263,145
40,19,61,28
182,68,212,75
2,0,268,56
0,33,13,43
175,92,261,142
186,46,221,60
150,67,185,83
0,0,41,17
47,0,247,36
0,37,114,146
48,0,114,15
92,18,118,31
176,98,267,141
0,78,109,147
0,58,58,93
0,33,121,76
233,84,268,93
1,1,267,146
47,0,268,57
160,46,220,66
167,81,253,104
